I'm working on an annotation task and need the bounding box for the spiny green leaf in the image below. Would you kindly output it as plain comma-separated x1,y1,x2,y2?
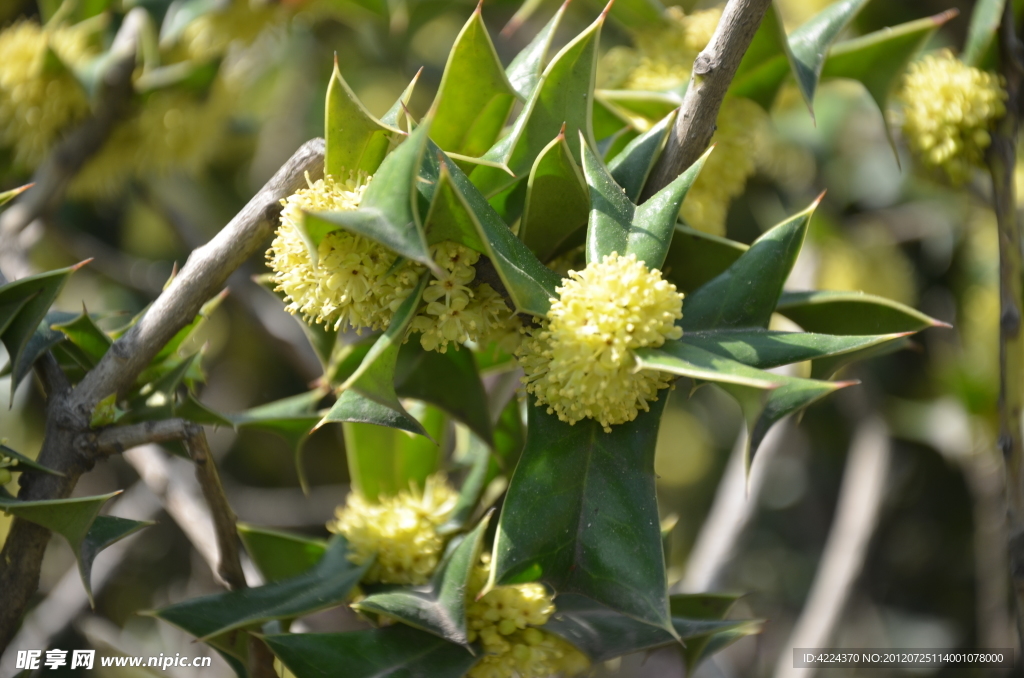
519,128,589,263
681,198,819,330
10,311,72,392
305,123,440,275
471,9,605,196
0,262,86,400
237,524,327,583
632,342,783,390
662,225,747,294
675,329,913,370
593,89,681,129
584,138,711,270
544,593,751,662
342,400,446,502
439,429,492,535
729,4,797,108
152,536,368,641
395,342,493,445
381,67,423,129
504,0,571,100
669,594,762,673
601,0,666,31
325,57,400,177
775,289,945,334
263,625,477,678
430,7,517,157
423,149,561,315
0,183,31,208
492,400,674,634
963,0,1005,66
323,274,430,437
787,0,873,115
608,109,677,202
52,310,112,367
356,514,491,646
0,443,61,476
821,11,953,155
0,491,147,602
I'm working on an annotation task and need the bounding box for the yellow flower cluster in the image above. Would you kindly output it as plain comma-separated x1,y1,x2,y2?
518,253,683,432
598,6,721,92
268,174,516,352
176,0,282,62
0,20,94,168
682,96,768,235
466,555,589,678
327,475,458,585
900,50,1006,184
71,80,236,197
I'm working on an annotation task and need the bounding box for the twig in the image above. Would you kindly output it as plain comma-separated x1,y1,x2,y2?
0,9,142,247
990,0,1024,650
0,139,323,649
88,419,191,456
772,418,891,678
69,138,325,414
640,0,772,200
182,426,246,591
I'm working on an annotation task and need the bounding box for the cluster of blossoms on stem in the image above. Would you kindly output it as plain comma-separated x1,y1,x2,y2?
466,555,589,678
517,253,683,432
0,19,95,168
327,474,458,585
268,172,517,353
900,49,1007,184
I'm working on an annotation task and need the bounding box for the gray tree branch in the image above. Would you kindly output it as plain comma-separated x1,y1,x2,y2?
640,0,773,201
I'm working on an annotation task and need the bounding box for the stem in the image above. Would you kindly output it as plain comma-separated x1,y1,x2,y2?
992,0,1024,651
639,0,772,200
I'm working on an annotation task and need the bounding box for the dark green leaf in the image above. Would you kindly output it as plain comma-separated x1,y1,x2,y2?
493,400,674,633
608,109,677,202
79,516,152,602
52,311,112,367
662,225,747,294
264,625,477,678
439,430,491,534
12,312,72,391
0,262,85,399
423,151,561,315
518,129,589,263
430,8,517,157
775,290,945,334
325,58,399,177
471,11,605,197
668,594,762,673
356,514,490,645
305,123,440,275
237,524,327,583
729,4,796,108
584,137,711,270
788,0,872,114
681,199,818,330
504,0,571,100
0,443,61,475
341,400,446,502
395,342,492,444
544,593,751,662
153,536,368,641
963,0,1005,66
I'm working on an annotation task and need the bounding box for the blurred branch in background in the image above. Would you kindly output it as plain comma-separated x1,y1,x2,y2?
989,0,1024,650
773,418,891,678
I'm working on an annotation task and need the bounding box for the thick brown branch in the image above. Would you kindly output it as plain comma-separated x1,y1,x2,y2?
640,0,772,200
88,419,190,456
70,138,325,416
992,0,1024,651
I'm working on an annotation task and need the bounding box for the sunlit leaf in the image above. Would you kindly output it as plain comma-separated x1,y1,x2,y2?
963,0,1005,66
325,57,400,177
504,0,571,100
519,129,589,263
775,290,944,334
237,524,327,583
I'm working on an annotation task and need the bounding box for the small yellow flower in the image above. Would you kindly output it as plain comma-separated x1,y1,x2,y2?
900,49,1006,184
466,555,589,678
517,252,683,432
0,19,94,168
267,172,424,333
328,475,458,585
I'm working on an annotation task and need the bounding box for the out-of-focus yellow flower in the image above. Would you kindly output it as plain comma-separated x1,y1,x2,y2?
71,79,236,197
775,0,833,29
0,19,94,168
327,475,458,585
177,0,282,61
900,50,1006,184
466,555,589,678
518,253,682,432
681,96,768,236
